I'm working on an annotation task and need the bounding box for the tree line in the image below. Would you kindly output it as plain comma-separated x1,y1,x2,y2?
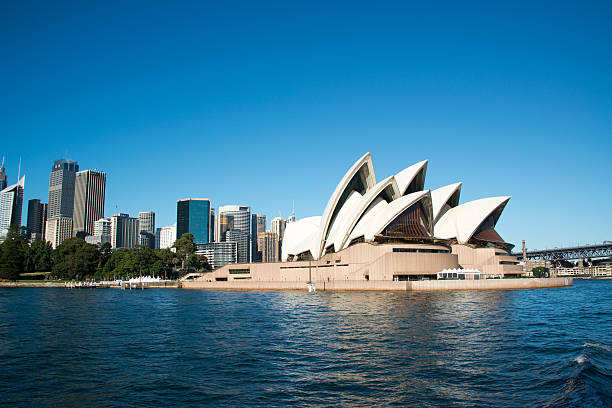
0,225,210,281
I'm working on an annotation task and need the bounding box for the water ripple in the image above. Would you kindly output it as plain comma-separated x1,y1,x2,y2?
0,280,610,407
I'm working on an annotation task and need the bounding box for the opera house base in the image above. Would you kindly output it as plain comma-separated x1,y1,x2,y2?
182,278,572,291
182,242,573,291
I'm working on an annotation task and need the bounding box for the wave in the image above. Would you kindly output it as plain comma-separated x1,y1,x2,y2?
545,341,612,407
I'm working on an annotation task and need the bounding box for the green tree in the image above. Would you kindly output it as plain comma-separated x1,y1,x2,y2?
29,240,53,272
532,266,549,278
51,238,100,280
0,225,27,280
173,233,195,270
98,242,112,272
155,248,176,279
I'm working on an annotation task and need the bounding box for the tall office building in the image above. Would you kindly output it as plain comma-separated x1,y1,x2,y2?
219,205,251,263
0,175,25,239
157,224,177,249
138,211,155,248
258,231,279,263
110,213,139,249
215,213,232,242
85,217,111,245
26,199,48,241
177,198,211,244
73,170,106,238
210,208,215,242
48,159,79,219
195,242,237,269
45,217,72,249
225,229,249,264
251,214,266,262
0,158,7,190
271,217,286,240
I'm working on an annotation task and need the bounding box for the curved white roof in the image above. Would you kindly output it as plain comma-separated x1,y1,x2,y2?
431,182,462,224
395,160,427,195
434,196,510,244
281,216,321,261
324,190,363,253
311,153,376,259
328,175,400,253
344,190,432,249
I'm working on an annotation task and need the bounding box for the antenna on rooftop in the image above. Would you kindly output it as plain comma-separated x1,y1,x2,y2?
17,157,21,181
292,200,295,218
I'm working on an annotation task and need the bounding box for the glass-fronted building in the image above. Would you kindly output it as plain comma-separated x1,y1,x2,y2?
177,198,211,244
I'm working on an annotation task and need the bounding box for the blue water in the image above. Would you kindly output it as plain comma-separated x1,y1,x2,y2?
0,280,610,407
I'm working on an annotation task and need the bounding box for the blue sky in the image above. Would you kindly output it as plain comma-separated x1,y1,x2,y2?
1,1,611,250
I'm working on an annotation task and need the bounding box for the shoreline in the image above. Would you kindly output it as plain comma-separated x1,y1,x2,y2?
0,277,579,290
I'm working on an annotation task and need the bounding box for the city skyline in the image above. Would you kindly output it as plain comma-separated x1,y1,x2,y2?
2,2,612,250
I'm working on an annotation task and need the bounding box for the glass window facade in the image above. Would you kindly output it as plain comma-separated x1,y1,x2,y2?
177,199,210,244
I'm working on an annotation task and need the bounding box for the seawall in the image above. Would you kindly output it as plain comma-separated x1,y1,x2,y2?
182,277,573,291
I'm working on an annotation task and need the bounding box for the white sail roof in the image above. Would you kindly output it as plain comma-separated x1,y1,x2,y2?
326,175,400,253
431,182,462,224
434,196,510,244
311,152,376,259
395,160,427,195
281,216,321,261
344,190,432,249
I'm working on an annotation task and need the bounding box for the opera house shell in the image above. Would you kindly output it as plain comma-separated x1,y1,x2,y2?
282,153,516,264
187,153,525,290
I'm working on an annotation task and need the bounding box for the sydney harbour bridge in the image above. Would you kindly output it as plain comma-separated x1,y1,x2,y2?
512,242,612,262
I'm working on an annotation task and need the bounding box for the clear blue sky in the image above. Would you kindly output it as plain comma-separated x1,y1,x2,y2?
1,1,611,250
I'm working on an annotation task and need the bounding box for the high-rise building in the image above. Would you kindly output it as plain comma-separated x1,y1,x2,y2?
177,198,211,244
215,213,232,242
73,170,106,238
48,159,79,220
258,231,279,263
225,229,249,264
0,175,25,239
219,205,251,263
26,199,48,241
158,224,177,249
0,158,7,190
195,242,237,269
271,217,286,240
251,214,266,262
110,213,139,249
210,208,215,242
138,211,155,248
85,217,111,245
45,217,73,249
94,217,112,236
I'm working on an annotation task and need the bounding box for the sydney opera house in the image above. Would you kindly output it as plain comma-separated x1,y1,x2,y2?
187,153,526,289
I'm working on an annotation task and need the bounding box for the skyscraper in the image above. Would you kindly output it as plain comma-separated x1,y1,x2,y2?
219,205,251,263
0,175,25,239
26,199,47,241
251,214,266,262
177,198,211,244
110,213,139,249
0,158,7,190
158,224,177,249
195,242,237,269
210,208,215,242
47,159,79,219
45,217,72,249
138,211,155,248
85,217,111,245
73,169,106,238
258,231,279,263
271,217,286,240
225,229,249,264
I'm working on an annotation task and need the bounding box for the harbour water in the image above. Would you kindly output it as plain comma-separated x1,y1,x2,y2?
0,280,610,407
